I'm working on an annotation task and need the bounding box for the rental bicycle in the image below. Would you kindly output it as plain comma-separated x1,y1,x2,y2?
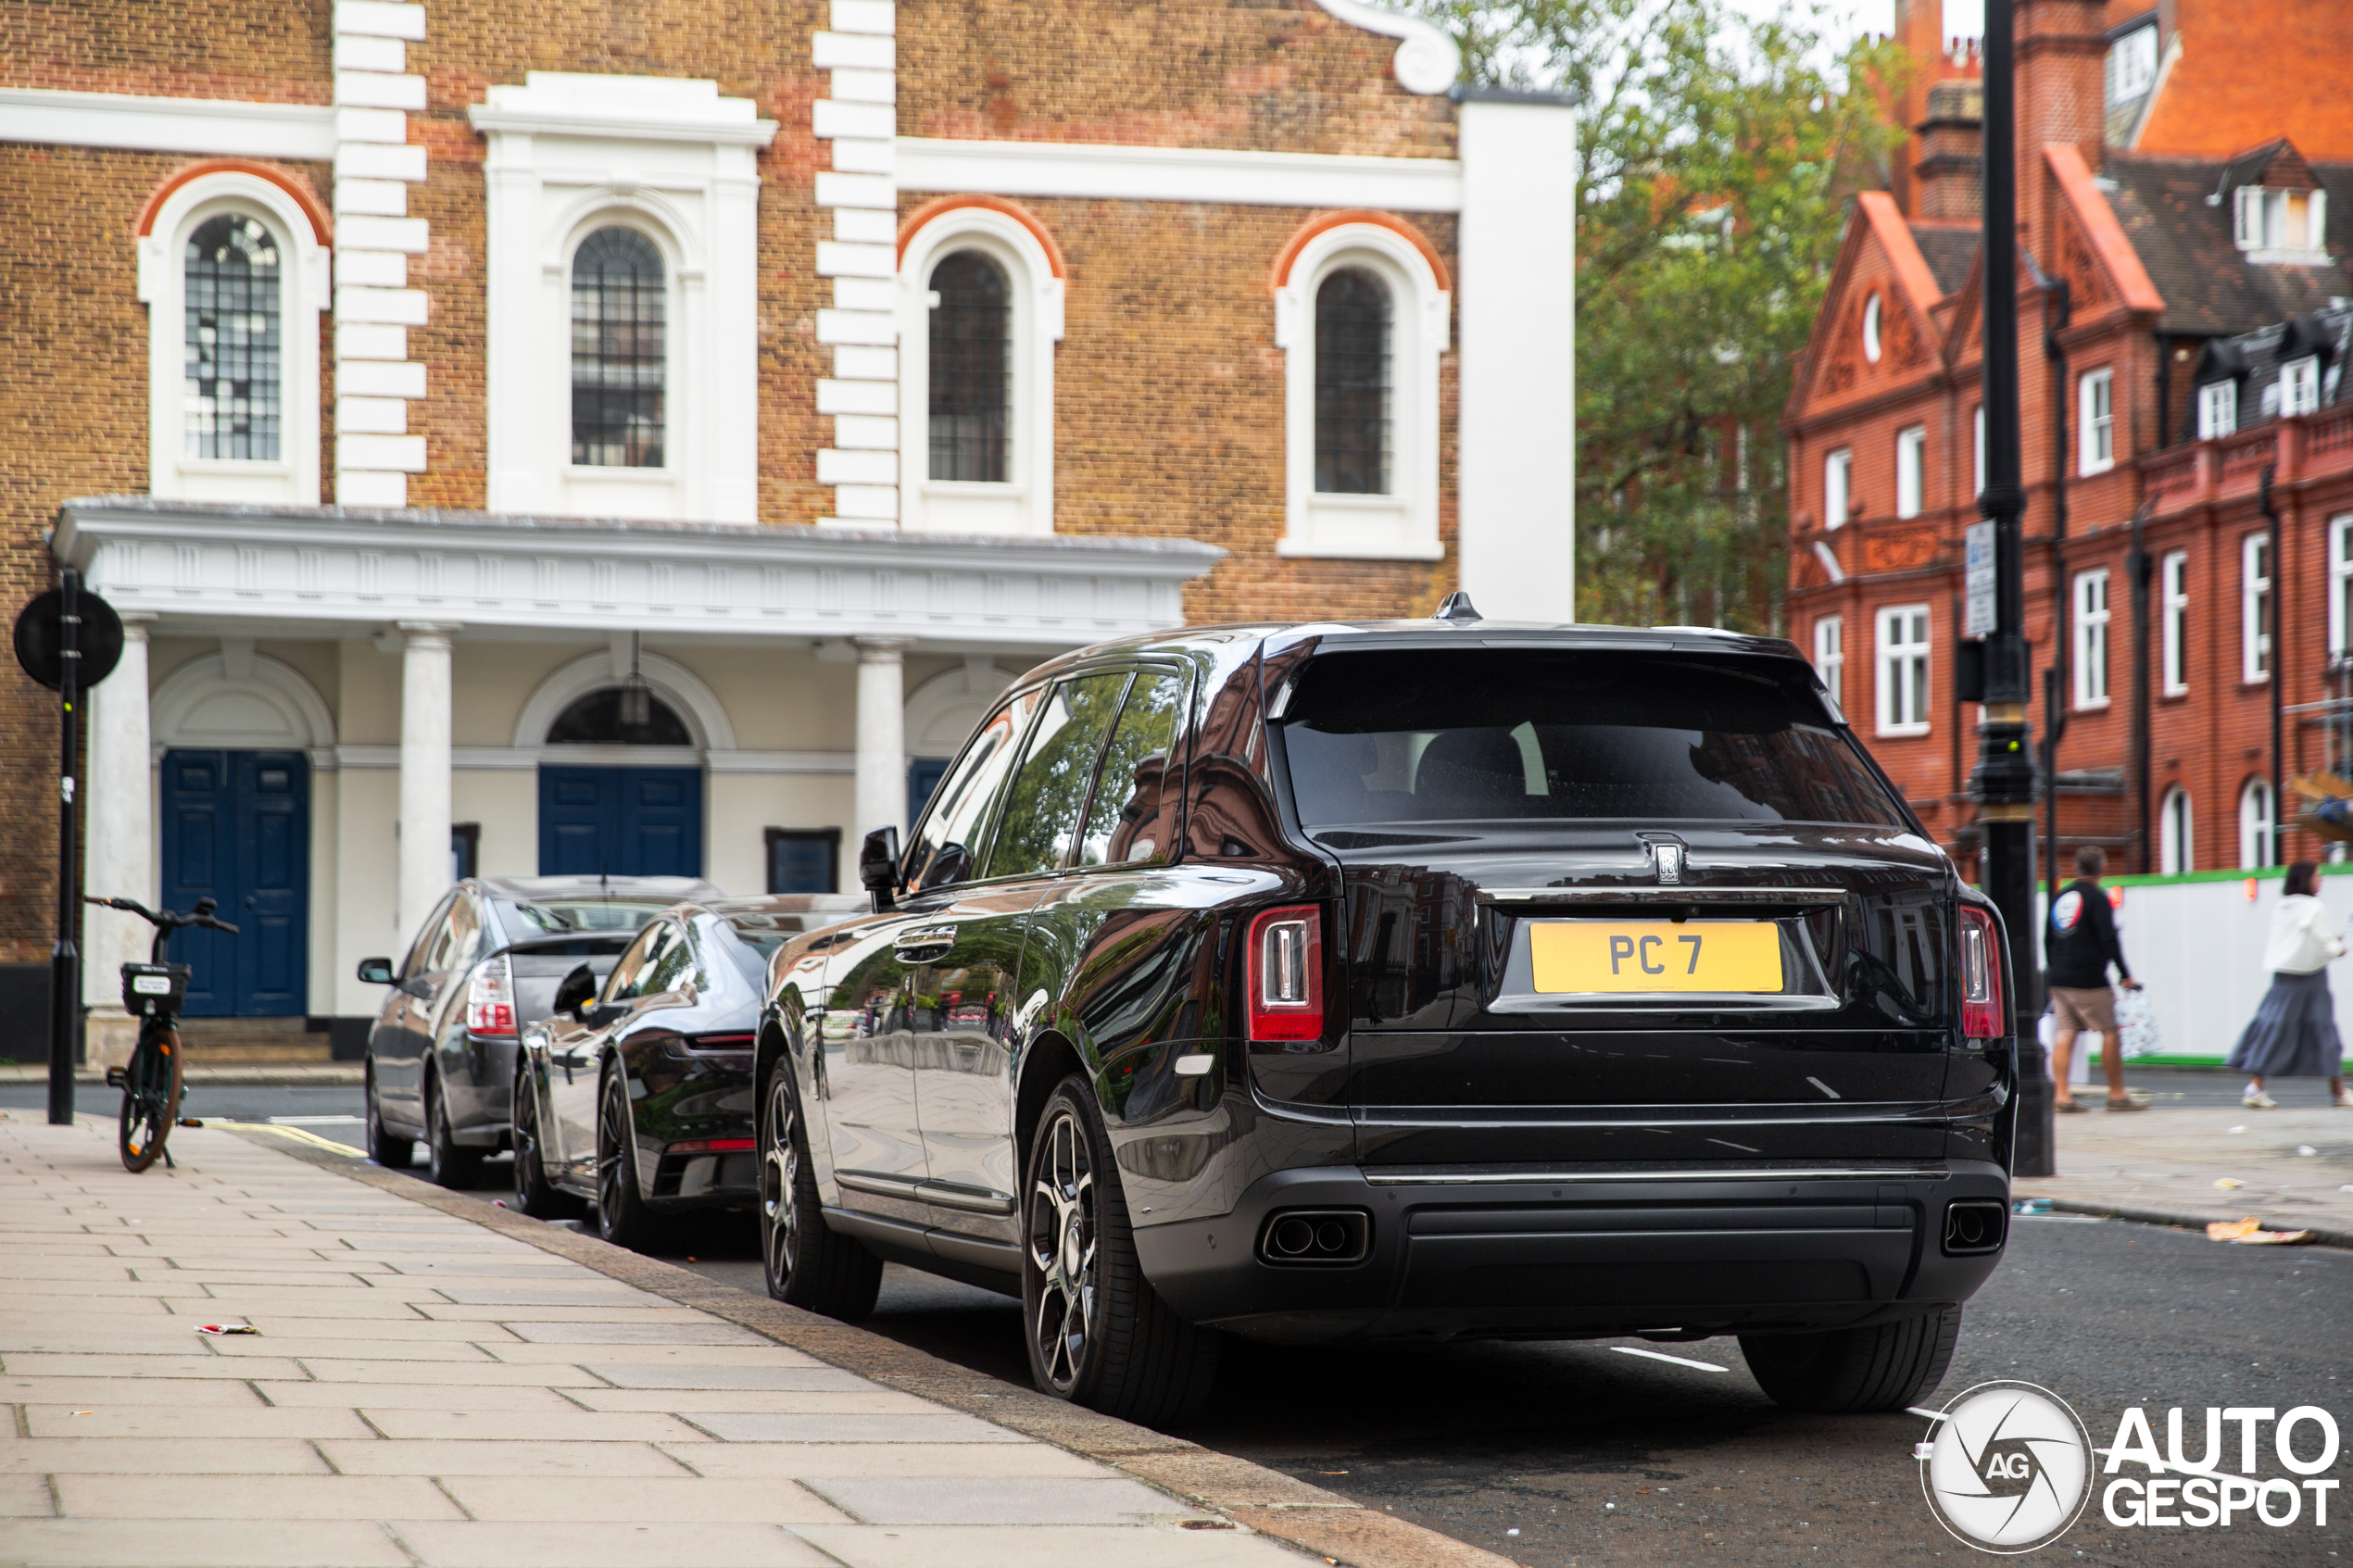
84,895,238,1172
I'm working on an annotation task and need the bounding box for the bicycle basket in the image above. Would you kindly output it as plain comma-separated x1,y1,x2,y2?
120,962,191,1017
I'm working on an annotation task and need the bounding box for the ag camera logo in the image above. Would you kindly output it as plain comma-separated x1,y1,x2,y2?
1919,1381,2095,1553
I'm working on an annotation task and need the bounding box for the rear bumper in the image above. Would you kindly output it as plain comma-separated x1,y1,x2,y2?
1132,1160,2008,1344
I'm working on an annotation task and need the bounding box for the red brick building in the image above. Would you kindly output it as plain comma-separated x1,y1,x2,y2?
1785,0,2353,881
0,1,1577,1060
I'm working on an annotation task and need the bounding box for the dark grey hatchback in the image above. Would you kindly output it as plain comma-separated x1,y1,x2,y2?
751,610,2016,1426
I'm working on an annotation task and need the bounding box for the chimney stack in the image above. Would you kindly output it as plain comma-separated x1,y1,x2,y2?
1915,78,1987,220
2015,0,2111,260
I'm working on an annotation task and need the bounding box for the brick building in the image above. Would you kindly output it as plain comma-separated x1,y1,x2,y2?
1784,0,2353,882
0,1,1575,1060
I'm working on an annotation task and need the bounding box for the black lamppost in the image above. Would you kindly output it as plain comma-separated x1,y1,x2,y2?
1971,0,2052,1176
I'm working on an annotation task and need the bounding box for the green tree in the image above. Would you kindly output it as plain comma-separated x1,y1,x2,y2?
1413,0,1906,631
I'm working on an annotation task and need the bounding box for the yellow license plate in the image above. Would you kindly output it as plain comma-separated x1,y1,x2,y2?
1529,921,1784,994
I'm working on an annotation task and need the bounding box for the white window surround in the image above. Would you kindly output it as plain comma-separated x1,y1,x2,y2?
2073,569,2110,710
1823,448,1852,530
893,205,1065,537
2197,379,2237,440
2283,356,2322,420
2159,786,2192,876
2244,531,2272,683
2161,549,2188,696
1813,614,1843,709
2234,184,2329,265
1894,425,1924,519
138,169,329,508
1875,604,1931,738
1276,221,1450,561
2240,777,2275,870
471,74,777,526
2079,367,2115,475
2330,515,2353,659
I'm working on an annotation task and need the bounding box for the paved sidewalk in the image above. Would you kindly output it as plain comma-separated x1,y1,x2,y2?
2018,1099,2353,1244
0,1112,1386,1568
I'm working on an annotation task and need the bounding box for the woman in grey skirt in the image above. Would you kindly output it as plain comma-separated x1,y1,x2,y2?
2228,860,2353,1109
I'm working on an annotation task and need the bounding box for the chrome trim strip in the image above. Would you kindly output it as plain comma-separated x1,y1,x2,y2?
837,1170,1016,1215
1478,886,1849,906
835,1170,924,1198
1363,1167,1948,1186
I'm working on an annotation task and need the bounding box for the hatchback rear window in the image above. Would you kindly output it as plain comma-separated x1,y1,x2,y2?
494,899,674,938
1278,649,1906,827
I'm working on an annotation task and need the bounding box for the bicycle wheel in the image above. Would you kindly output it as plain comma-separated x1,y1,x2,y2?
119,1024,184,1173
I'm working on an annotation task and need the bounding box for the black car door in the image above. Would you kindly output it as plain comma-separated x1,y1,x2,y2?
372,892,461,1130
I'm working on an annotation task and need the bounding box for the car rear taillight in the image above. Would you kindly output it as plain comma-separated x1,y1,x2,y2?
1247,906,1324,1043
665,1137,756,1155
466,954,517,1036
1957,904,2006,1039
684,1033,756,1051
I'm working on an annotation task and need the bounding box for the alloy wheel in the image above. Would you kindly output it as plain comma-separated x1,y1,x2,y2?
598,1078,630,1222
1026,1105,1098,1394
761,1074,799,1295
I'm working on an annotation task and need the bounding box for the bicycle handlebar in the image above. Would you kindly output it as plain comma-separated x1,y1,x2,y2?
83,895,240,935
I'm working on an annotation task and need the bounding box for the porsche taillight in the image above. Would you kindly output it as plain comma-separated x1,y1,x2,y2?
1247,906,1324,1043
1957,904,2006,1039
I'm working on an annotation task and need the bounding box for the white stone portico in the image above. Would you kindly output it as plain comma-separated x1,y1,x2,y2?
55,498,1218,1060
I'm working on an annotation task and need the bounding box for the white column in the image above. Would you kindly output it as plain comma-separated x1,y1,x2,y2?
396,622,456,947
812,0,901,525
853,636,910,842
83,616,155,1067
1455,89,1579,622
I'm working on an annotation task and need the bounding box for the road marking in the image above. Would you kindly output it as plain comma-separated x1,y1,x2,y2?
244,1123,365,1157
1906,1407,1950,1423
268,1114,363,1125
1611,1345,1728,1372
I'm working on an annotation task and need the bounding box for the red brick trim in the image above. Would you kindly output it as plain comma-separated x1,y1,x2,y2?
896,194,1066,279
2044,144,2166,315
137,158,333,245
1268,209,1450,295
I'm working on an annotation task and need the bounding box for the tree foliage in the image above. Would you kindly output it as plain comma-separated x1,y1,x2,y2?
1411,1,1906,631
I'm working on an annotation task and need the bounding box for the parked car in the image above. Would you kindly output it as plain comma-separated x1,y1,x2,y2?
512,895,866,1247
357,875,722,1186
750,607,2018,1425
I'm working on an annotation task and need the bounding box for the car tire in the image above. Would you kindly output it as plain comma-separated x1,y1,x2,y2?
1022,1075,1221,1426
365,1065,414,1171
595,1068,658,1251
1739,1305,1964,1413
511,1074,585,1220
423,1069,484,1190
759,1064,882,1320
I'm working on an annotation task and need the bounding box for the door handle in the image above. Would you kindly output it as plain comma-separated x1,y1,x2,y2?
893,925,958,961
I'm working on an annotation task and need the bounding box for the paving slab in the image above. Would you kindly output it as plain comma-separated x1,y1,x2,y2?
2017,1100,2353,1243
0,1111,1511,1568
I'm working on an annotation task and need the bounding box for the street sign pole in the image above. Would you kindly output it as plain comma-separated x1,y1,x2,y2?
48,569,82,1126
1970,0,2051,1177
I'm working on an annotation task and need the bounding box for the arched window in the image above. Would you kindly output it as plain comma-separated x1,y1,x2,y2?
1315,268,1391,495
546,686,692,746
2160,787,2194,875
184,215,283,460
928,250,1011,483
2239,778,2275,869
571,228,666,469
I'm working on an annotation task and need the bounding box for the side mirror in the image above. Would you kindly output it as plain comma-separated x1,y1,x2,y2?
859,826,901,910
356,957,396,985
552,962,600,1023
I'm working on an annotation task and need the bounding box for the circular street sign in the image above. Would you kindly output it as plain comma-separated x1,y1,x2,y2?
13,587,125,692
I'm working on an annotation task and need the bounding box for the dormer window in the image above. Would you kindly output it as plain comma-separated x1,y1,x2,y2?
2106,23,2157,107
2282,356,2321,419
2197,379,2237,439
2234,185,2328,259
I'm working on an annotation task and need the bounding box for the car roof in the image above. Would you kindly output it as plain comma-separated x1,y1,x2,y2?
474,875,725,902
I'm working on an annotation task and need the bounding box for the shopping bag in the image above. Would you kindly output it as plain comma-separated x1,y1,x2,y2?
2114,986,2161,1060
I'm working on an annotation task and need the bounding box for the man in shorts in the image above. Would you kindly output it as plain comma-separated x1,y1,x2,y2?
2045,845,2150,1111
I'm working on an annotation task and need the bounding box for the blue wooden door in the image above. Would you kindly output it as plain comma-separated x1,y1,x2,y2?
158,750,309,1017
537,766,704,877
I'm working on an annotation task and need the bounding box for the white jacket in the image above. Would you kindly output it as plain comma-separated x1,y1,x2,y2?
2264,894,2347,975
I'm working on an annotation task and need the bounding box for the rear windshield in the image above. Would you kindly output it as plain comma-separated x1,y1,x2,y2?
1278,649,1906,828
494,899,675,939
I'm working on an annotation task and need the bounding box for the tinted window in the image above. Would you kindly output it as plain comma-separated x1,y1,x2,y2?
906,689,1038,893
604,922,678,1002
1079,671,1185,867
496,897,673,939
402,892,459,980
1280,649,1905,827
987,672,1131,879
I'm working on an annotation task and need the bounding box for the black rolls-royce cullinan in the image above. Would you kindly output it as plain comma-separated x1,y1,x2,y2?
750,605,2017,1425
